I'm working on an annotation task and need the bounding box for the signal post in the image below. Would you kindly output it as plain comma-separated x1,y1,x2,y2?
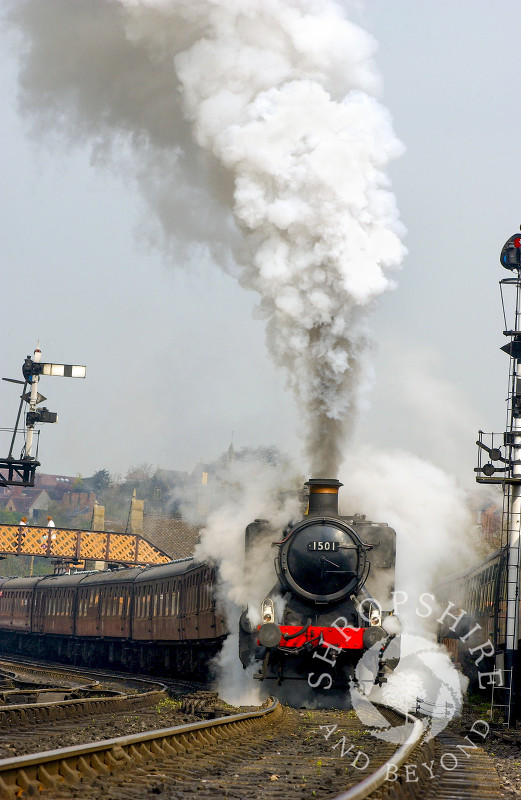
476,231,521,725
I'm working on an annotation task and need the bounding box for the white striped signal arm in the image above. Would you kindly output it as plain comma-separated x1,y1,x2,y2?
40,364,86,378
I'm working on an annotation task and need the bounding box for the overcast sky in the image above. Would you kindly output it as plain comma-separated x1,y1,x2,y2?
1,1,520,489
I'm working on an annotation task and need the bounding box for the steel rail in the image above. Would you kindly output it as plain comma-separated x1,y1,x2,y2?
0,687,166,728
0,696,281,798
0,656,167,694
332,706,426,800
0,655,207,697
0,658,167,728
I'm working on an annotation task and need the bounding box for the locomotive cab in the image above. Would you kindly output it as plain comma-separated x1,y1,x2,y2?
239,478,398,694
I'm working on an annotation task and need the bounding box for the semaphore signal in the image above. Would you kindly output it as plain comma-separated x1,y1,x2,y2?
0,345,86,488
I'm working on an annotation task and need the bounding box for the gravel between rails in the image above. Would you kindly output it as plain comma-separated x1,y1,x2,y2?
6,706,400,800
0,700,201,760
483,738,521,798
470,729,521,798
448,701,520,799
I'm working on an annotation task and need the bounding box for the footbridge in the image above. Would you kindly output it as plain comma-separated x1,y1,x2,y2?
0,524,170,567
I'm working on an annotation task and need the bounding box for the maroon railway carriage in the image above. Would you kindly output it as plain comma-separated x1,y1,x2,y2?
0,577,34,633
0,559,227,677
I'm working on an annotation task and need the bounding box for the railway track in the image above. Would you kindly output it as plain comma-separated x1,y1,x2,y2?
0,656,167,729
0,662,504,800
0,654,206,695
0,696,282,798
0,697,495,800
418,729,504,800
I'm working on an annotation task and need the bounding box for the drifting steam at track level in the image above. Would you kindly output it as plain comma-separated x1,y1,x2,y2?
7,0,406,476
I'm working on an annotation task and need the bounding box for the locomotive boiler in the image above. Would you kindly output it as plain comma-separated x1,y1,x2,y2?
239,479,398,692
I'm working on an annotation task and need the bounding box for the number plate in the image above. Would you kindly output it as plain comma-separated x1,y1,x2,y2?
308,541,339,552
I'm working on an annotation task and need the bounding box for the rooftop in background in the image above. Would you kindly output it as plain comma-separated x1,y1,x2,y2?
106,516,203,560
34,473,76,489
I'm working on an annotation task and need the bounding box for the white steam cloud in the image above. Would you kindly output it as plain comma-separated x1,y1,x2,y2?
6,0,406,476
341,447,476,623
342,447,475,720
192,458,301,704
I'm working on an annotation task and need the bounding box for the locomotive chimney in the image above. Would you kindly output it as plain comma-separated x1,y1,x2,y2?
305,478,343,517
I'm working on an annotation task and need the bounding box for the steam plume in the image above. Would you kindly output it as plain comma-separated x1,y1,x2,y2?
341,447,475,615
192,458,301,704
342,447,475,722
6,0,405,476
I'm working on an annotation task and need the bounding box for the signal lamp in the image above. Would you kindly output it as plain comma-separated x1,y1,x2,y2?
500,234,521,270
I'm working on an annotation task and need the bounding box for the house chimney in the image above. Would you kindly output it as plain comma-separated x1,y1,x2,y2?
305,478,343,517
129,490,144,536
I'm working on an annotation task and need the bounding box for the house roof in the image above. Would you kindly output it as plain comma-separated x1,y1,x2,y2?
154,469,189,484
103,517,203,560
143,518,202,560
6,489,50,514
34,473,75,489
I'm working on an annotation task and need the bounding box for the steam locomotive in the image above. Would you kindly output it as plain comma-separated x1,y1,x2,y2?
239,479,398,692
0,478,398,698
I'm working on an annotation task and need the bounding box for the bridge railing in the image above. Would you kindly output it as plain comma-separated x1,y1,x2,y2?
0,524,170,567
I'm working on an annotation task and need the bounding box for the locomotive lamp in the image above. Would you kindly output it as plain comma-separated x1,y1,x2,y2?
262,598,275,623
